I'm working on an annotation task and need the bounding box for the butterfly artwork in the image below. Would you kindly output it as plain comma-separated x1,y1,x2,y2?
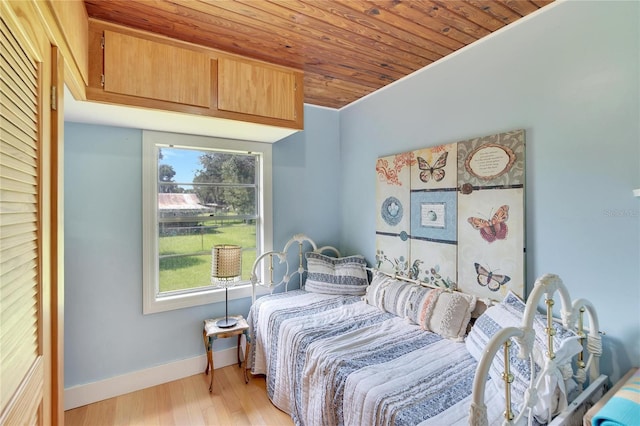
417,152,448,183
467,205,509,243
474,263,510,292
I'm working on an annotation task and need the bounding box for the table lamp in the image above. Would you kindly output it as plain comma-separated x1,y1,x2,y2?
211,244,242,328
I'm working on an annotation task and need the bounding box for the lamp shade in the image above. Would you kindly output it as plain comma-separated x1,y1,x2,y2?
211,244,242,285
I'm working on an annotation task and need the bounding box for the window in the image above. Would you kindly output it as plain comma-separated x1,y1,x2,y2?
142,131,272,314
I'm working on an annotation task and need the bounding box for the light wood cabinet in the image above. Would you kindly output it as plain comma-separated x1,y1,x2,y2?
87,20,304,129
218,57,298,121
103,30,212,108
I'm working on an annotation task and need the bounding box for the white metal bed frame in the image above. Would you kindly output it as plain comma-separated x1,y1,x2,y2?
249,234,608,425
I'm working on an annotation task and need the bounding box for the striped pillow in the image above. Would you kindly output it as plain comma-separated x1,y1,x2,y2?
382,280,418,317
365,272,393,309
305,252,368,295
405,286,441,325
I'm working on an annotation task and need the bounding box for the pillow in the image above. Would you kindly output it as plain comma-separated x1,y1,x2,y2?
382,280,418,317
465,292,583,422
365,272,393,309
500,291,582,366
304,252,368,295
466,304,536,415
405,286,441,325
365,274,439,322
422,291,476,341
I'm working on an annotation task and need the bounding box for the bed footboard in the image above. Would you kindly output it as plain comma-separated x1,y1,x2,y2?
470,274,604,426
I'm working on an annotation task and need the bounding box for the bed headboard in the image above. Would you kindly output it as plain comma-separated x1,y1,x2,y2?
249,234,340,302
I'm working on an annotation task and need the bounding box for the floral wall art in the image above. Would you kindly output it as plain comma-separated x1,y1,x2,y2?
375,130,525,300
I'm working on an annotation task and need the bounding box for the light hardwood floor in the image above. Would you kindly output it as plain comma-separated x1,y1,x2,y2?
64,365,293,425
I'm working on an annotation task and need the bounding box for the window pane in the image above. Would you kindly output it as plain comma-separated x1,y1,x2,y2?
159,221,257,292
156,146,258,295
193,152,256,184
158,185,256,220
159,254,212,293
159,219,256,255
143,131,271,314
158,147,257,185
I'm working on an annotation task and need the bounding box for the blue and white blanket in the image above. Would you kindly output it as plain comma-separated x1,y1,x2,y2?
248,290,505,426
593,368,640,426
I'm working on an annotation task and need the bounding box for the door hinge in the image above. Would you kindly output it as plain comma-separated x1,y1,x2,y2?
101,33,105,49
101,74,105,87
51,85,57,110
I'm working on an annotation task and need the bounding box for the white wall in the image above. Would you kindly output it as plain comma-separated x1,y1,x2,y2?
339,0,639,383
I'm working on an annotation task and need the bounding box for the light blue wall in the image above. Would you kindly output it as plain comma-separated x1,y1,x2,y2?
64,106,341,387
64,124,246,386
339,1,639,383
273,106,342,249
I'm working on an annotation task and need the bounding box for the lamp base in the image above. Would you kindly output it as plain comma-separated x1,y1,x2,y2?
216,317,238,328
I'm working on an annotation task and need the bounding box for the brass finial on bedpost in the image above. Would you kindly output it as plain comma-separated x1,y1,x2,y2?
545,298,556,360
577,307,586,370
298,241,304,288
502,340,514,422
268,253,274,286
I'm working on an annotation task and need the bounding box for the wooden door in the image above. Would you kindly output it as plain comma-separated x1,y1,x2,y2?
0,9,54,425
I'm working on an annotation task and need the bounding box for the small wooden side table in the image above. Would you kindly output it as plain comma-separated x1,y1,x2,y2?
202,315,251,392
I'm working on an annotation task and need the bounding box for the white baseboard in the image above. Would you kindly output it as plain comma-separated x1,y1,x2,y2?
64,345,243,410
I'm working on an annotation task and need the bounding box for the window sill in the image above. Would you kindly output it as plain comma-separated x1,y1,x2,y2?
142,282,270,315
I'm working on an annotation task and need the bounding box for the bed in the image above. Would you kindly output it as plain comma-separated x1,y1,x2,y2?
247,234,607,426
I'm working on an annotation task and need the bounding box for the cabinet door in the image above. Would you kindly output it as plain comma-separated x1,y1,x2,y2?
104,30,211,108
218,57,298,121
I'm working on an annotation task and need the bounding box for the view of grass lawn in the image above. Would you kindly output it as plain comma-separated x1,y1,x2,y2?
159,222,256,292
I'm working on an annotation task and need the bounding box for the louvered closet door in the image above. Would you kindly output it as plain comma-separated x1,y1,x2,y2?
0,15,45,425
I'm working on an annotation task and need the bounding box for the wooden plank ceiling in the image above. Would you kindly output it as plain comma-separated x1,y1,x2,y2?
84,0,553,109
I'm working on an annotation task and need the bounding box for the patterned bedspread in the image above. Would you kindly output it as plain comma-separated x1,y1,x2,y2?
248,290,505,426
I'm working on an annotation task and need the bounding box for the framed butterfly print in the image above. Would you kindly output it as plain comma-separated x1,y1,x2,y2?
474,262,511,292
411,144,457,190
467,204,509,243
457,187,525,300
375,129,525,301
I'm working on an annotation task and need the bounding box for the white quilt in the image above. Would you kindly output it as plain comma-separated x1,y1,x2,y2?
248,290,505,426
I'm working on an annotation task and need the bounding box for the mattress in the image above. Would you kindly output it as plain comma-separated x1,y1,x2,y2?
248,290,506,426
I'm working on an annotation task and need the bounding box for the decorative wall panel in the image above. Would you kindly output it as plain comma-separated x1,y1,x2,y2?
375,130,525,300
375,153,412,273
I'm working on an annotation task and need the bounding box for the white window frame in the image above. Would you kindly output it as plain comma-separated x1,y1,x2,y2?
142,130,272,314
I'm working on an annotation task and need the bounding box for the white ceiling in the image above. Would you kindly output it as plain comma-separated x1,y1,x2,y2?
63,86,299,143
